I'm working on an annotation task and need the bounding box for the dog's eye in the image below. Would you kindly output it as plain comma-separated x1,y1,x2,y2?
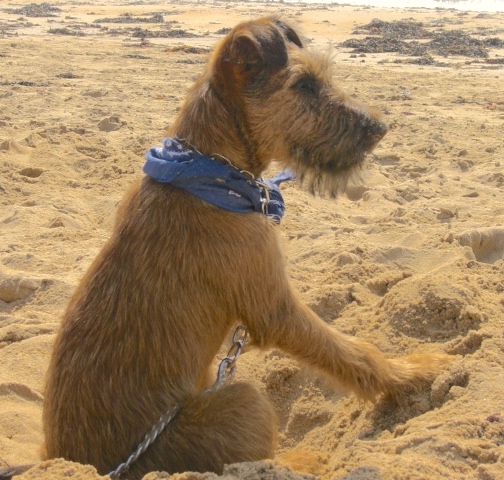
292,77,318,96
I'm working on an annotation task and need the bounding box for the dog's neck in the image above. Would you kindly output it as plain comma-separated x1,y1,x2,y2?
168,75,266,179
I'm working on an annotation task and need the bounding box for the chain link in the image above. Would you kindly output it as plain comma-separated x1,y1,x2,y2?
108,325,249,479
209,325,249,391
108,405,180,479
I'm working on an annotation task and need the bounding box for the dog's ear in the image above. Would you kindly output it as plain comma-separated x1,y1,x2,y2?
216,22,289,86
230,33,270,76
233,28,288,75
274,19,303,48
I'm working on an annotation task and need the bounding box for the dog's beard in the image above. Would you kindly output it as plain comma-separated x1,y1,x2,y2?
285,143,368,197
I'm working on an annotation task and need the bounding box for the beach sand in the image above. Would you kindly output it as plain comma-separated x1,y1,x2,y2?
0,1,503,479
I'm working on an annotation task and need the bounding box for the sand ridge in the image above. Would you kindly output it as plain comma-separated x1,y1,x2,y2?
0,0,503,479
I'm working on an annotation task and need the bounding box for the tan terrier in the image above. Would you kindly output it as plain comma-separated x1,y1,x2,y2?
1,16,450,480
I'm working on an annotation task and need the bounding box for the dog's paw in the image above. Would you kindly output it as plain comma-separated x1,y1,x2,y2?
385,353,453,396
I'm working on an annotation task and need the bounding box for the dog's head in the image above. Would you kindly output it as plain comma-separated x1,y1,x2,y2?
207,17,387,195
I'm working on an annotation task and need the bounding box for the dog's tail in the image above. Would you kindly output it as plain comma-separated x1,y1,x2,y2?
0,464,34,479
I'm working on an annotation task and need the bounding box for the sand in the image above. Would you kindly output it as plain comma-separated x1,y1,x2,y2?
0,0,503,479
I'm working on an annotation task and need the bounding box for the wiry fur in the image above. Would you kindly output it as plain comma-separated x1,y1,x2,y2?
0,16,451,480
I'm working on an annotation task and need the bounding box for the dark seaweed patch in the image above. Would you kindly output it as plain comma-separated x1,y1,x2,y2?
342,19,504,59
166,45,210,54
48,27,85,36
56,72,82,79
352,18,432,39
216,27,232,35
131,27,197,38
5,2,60,17
93,13,164,24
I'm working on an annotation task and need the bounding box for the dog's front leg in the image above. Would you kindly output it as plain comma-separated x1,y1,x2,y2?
241,278,449,400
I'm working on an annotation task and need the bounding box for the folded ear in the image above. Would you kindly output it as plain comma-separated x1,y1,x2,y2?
214,20,289,87
230,33,268,76
274,19,304,48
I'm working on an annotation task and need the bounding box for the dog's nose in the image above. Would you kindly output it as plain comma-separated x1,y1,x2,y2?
358,115,388,145
369,120,388,141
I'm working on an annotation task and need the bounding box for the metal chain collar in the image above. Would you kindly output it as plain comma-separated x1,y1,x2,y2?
108,325,249,479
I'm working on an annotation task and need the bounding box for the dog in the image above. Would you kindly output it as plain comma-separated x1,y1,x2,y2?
0,16,450,480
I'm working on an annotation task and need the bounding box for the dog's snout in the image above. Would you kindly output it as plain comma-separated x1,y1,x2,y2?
358,115,388,145
369,120,388,140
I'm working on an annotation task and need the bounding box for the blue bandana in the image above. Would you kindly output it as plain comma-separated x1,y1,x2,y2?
143,138,294,224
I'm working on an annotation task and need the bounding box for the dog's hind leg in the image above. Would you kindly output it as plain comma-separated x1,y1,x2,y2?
128,382,276,479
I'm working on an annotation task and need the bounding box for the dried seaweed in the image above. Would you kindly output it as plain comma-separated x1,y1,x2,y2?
48,27,85,37
342,19,503,59
5,2,60,17
93,13,164,24
131,27,197,39
352,18,432,39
